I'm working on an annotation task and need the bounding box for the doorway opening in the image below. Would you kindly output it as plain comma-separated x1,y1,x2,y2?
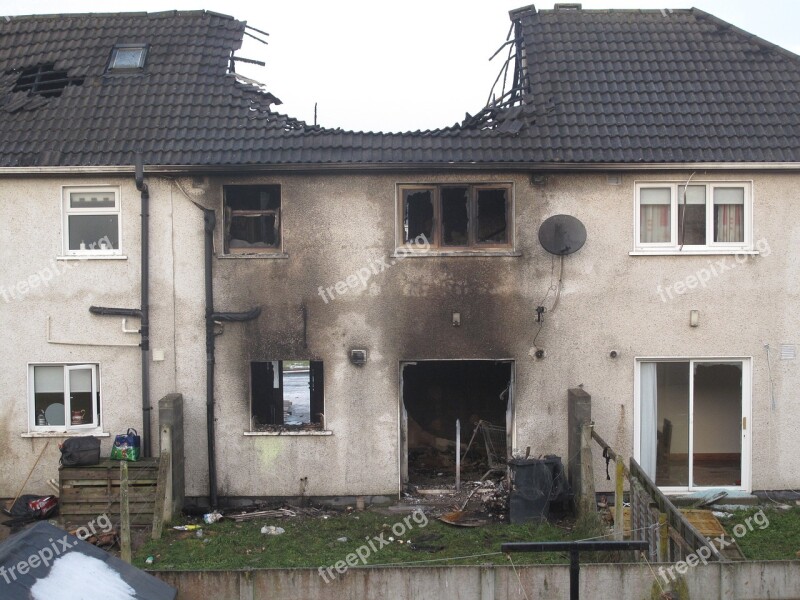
400,360,514,487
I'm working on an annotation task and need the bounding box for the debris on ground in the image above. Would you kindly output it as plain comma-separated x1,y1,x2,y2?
261,525,285,535
203,510,223,524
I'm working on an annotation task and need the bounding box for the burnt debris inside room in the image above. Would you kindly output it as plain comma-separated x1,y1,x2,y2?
401,360,512,486
251,360,324,431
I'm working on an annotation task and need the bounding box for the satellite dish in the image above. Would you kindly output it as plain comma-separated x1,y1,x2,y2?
538,214,587,256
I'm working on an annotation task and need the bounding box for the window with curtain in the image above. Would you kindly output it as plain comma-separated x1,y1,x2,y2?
635,182,750,251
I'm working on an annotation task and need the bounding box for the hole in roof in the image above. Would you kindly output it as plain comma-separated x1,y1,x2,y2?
11,64,84,98
108,45,148,71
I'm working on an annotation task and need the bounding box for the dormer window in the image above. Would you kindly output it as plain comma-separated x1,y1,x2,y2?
108,44,148,71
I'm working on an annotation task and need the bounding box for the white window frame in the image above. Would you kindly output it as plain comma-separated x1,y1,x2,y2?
633,356,752,493
61,186,123,257
28,363,101,433
633,181,752,253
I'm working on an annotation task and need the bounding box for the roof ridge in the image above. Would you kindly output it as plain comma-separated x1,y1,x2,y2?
1,10,237,22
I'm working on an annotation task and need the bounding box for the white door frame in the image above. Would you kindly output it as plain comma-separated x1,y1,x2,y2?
633,356,752,493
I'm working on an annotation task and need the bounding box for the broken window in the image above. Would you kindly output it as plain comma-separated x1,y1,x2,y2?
30,364,100,432
108,44,148,71
476,187,508,244
402,188,434,244
398,183,512,250
12,64,84,98
441,187,469,246
223,185,281,254
63,187,121,256
251,361,324,430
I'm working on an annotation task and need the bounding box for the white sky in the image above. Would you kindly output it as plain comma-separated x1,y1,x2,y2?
2,1,798,132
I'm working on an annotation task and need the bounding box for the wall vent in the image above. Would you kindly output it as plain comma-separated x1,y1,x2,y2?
780,344,796,360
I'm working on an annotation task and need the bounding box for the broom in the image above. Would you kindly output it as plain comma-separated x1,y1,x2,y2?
3,441,50,515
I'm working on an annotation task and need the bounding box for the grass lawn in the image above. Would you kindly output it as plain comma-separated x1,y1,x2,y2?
134,510,605,571
723,506,800,560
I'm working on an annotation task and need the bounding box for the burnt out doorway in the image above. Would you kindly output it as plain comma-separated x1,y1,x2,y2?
400,360,514,487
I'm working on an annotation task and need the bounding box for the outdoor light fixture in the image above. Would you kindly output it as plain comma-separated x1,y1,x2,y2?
690,310,699,327
452,312,461,327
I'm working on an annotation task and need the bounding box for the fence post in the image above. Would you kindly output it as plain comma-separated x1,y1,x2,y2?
579,424,596,516
614,459,625,540
120,461,131,563
567,388,592,511
658,512,669,563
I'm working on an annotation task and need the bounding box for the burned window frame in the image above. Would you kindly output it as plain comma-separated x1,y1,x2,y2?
249,360,325,432
61,186,123,257
222,185,282,255
397,183,513,251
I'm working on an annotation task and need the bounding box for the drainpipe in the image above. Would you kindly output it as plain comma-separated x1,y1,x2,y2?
203,209,261,509
204,209,218,508
89,155,151,457
136,157,151,458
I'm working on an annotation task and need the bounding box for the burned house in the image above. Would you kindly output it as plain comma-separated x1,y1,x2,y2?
1,5,800,507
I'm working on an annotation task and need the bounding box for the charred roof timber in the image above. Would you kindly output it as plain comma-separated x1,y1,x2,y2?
11,63,83,97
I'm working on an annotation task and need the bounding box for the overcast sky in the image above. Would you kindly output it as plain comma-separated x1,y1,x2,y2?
2,1,798,132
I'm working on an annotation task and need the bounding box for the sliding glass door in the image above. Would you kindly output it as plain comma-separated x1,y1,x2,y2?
637,359,749,490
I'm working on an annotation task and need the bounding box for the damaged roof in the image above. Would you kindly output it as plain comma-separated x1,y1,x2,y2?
0,7,799,168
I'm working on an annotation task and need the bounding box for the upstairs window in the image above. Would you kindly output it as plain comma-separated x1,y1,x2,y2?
398,183,512,250
62,187,122,256
635,182,751,252
223,185,281,254
107,44,148,71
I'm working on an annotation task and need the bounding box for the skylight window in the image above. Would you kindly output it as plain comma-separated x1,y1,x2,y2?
108,44,148,71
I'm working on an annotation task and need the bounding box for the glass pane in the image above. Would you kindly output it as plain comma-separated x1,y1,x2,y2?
692,362,742,487
112,47,145,69
677,185,706,245
69,368,94,426
476,189,508,244
441,187,469,246
639,188,671,243
403,189,433,243
655,362,690,487
70,192,116,209
34,366,64,393
34,366,65,426
714,188,745,243
68,215,119,250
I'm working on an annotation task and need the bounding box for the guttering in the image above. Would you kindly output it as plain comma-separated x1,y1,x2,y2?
1,162,800,175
